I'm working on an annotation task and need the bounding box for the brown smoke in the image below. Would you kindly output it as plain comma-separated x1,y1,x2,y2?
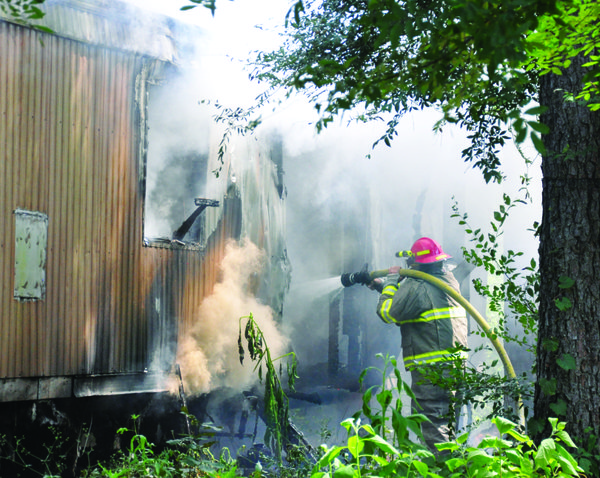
177,239,289,395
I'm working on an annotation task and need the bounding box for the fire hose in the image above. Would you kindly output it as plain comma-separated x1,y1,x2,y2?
341,267,525,426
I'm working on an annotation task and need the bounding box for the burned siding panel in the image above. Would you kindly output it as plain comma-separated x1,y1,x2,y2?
0,20,161,380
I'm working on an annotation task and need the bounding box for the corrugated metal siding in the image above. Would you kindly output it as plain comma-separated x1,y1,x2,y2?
0,0,178,63
0,20,162,379
0,17,287,394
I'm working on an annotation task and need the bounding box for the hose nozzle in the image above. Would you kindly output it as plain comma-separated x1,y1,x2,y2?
340,270,372,287
340,265,391,287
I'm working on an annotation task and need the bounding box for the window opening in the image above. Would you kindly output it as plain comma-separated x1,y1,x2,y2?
143,73,220,249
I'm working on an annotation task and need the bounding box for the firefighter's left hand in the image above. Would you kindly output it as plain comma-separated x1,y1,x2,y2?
369,278,384,292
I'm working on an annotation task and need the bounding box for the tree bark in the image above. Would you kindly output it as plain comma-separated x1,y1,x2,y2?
535,53,600,451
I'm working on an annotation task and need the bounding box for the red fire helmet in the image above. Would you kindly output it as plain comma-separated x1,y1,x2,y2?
410,237,451,263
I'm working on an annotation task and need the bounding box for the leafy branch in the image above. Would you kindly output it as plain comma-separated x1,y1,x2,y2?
451,192,540,354
238,313,298,463
0,0,53,33
201,100,264,177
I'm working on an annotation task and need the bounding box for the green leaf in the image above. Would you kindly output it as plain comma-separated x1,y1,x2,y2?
558,276,575,289
555,430,577,448
376,389,392,409
332,464,355,478
493,416,517,435
535,438,556,468
528,121,550,134
437,441,460,453
542,338,559,352
467,448,494,465
315,445,345,469
524,106,548,116
556,353,576,371
530,131,547,154
340,418,355,432
549,399,567,416
347,435,364,459
361,423,376,435
366,434,400,456
507,428,533,444
514,120,528,143
444,457,463,472
556,453,578,475
554,296,572,311
412,460,429,475
539,377,557,396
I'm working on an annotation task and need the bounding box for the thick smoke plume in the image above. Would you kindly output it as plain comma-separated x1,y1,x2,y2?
177,239,289,395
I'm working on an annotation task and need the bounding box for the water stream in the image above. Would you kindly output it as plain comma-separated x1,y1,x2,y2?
289,276,345,301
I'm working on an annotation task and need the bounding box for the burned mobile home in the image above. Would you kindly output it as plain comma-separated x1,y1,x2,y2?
0,0,291,471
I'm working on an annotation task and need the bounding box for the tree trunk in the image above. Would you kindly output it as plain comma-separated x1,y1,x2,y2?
535,54,600,452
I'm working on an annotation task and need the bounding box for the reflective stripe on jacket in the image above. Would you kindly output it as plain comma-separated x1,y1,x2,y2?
376,270,468,368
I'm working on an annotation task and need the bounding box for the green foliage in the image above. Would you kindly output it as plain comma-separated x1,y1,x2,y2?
250,0,600,181
90,415,176,477
440,416,583,477
0,0,53,32
0,0,43,20
451,192,539,356
180,0,217,15
355,353,429,452
200,100,264,177
449,182,543,430
526,0,600,110
312,355,583,478
419,358,532,428
238,313,299,464
86,414,240,478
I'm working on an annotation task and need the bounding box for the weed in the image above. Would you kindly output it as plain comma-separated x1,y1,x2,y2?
0,426,70,477
238,313,299,464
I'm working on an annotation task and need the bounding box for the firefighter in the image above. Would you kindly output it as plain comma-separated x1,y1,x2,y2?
370,237,468,452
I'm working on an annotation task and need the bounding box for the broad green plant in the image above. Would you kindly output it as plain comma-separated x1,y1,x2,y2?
440,416,583,477
355,353,428,453
312,355,584,478
310,417,435,478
